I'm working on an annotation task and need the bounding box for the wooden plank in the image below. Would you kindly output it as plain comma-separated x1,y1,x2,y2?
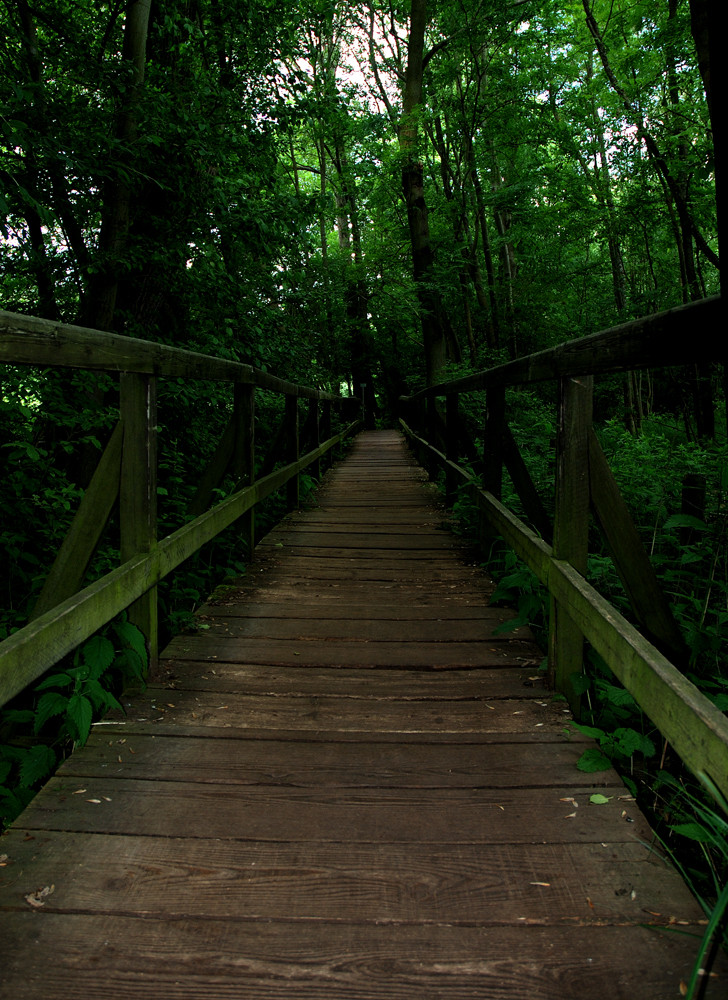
0,831,698,924
406,295,723,399
158,662,545,697
0,308,341,399
160,635,543,668
58,733,597,787
16,779,649,844
95,690,567,734
257,530,459,549
0,914,716,1000
187,615,532,641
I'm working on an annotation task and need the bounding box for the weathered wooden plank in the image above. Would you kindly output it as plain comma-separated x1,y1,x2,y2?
406,295,723,399
0,308,341,399
0,914,716,1000
257,530,459,549
16,779,647,844
99,690,567,734
158,662,544,697
160,635,543,668
57,733,601,787
0,831,698,924
187,615,532,641
197,599,507,621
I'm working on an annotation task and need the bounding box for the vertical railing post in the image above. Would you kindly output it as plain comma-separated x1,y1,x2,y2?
479,385,506,555
233,383,255,558
309,397,321,480
286,393,300,510
119,372,158,674
445,392,459,505
321,398,333,469
549,375,593,712
483,386,505,500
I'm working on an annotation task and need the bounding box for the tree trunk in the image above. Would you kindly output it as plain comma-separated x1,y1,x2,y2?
400,0,450,384
84,0,152,332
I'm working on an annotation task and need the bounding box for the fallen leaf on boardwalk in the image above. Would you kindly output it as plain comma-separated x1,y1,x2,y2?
0,854,8,866
564,812,577,819
586,897,594,909
86,799,101,804
529,882,550,887
590,793,612,805
25,885,54,908
560,797,578,807
680,981,688,996
102,796,112,802
72,788,87,795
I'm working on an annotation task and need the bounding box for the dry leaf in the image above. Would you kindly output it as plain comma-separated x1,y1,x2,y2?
679,980,688,997
25,885,54,908
86,798,101,804
564,812,577,819
529,881,551,887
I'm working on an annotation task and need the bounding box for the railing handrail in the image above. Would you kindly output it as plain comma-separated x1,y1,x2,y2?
402,296,723,402
0,310,339,400
0,312,360,708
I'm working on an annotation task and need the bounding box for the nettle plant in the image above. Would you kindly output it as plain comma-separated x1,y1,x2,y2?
0,618,146,828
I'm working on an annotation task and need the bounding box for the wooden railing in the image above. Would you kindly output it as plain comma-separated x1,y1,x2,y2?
399,295,728,801
0,310,360,708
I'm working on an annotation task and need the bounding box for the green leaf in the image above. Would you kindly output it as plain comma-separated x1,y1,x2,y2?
569,722,605,740
670,822,715,844
576,748,612,772
83,679,122,715
663,513,708,532
18,744,57,788
35,672,73,692
67,694,93,744
114,621,148,667
612,728,656,758
590,793,612,805
82,635,115,679
34,692,70,733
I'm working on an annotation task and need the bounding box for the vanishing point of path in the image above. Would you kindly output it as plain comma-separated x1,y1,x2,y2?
0,430,719,998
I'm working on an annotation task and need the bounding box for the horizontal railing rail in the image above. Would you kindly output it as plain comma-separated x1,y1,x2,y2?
399,295,728,802
0,310,361,708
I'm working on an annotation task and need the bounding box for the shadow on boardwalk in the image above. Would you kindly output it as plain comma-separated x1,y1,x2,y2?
0,430,722,999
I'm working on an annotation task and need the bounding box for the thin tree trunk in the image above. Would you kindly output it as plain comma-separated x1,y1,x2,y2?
400,0,450,384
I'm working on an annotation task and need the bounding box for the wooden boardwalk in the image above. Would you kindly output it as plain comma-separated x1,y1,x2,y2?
0,430,721,998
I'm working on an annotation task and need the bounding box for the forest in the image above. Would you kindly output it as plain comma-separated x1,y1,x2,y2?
0,0,725,953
